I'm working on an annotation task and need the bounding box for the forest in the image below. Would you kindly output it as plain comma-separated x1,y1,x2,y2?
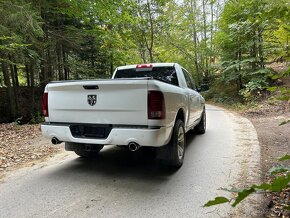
0,0,289,123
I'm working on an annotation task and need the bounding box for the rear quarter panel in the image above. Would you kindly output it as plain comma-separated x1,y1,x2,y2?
147,80,188,129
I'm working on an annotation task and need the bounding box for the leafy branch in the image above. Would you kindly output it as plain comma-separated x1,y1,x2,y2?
204,154,290,209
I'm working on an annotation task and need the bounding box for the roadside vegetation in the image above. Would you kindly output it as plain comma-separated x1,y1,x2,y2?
204,154,290,216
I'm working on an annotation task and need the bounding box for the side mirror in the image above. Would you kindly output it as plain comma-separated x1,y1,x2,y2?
200,84,209,92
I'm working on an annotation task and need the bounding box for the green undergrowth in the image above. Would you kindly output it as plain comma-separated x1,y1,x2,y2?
203,81,289,114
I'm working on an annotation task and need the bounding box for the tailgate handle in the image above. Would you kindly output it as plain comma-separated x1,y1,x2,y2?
83,85,99,90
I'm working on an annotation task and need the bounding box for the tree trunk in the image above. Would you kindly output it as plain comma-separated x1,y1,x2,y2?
13,65,19,87
148,48,154,63
30,63,35,113
202,0,208,80
249,29,258,70
9,62,19,116
110,52,114,77
40,59,46,88
210,0,215,68
257,27,265,69
57,43,64,80
47,49,52,82
43,17,52,83
2,62,16,119
286,36,289,57
66,52,70,79
139,42,147,63
146,0,154,63
25,64,30,86
236,49,243,91
9,63,16,87
63,45,69,80
190,0,200,85
40,47,51,88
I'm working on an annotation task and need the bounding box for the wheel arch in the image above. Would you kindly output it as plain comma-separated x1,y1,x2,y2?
175,108,185,124
162,108,186,146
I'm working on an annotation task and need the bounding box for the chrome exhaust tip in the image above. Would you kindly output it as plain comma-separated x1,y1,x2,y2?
128,142,140,152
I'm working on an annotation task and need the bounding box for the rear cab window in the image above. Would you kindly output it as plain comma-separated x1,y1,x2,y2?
114,66,179,87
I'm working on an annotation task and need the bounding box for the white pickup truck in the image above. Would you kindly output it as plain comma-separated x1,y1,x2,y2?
41,63,206,167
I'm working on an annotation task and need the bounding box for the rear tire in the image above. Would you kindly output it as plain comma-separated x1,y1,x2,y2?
195,108,206,134
166,119,185,168
74,144,104,158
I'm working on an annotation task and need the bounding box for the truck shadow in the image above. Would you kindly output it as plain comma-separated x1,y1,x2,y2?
65,146,176,179
73,132,197,176
45,132,199,192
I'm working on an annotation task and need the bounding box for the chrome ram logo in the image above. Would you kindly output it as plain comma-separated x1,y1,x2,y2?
87,95,97,106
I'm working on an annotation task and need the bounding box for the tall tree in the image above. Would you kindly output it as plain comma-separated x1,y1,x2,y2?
215,0,289,94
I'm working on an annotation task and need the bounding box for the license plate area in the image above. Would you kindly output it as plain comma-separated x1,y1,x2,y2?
70,124,112,139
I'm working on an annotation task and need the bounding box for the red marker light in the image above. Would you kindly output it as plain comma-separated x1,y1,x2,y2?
136,64,153,69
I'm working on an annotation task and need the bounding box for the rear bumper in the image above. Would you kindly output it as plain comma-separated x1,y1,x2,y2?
41,123,172,147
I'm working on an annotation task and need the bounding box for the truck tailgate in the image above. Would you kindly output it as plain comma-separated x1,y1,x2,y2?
47,79,148,125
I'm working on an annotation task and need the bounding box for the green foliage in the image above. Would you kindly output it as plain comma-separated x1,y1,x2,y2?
0,0,43,58
205,174,290,207
0,36,31,55
267,86,290,102
202,76,242,104
231,187,255,207
239,77,268,100
204,154,290,208
29,112,44,124
263,175,290,192
279,154,290,161
267,66,290,102
269,165,290,175
214,0,290,101
203,197,229,207
279,119,290,126
267,86,277,92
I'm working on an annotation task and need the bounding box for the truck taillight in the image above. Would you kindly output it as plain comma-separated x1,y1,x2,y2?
42,92,48,117
148,91,165,119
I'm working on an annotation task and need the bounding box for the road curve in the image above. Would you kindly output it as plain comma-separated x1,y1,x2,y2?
0,105,262,218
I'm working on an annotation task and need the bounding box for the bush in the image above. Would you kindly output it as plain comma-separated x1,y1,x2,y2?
202,77,242,104
29,112,44,124
239,78,268,101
